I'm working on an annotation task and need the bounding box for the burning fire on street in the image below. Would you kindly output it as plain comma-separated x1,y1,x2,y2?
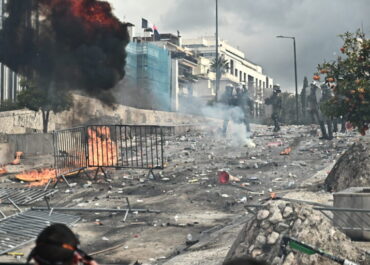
15,168,56,187
88,126,117,166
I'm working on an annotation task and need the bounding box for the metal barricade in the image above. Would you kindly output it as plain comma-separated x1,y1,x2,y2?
53,127,87,177
53,125,170,178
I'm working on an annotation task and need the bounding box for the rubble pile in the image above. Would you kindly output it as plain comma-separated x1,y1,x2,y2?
325,138,370,192
224,201,367,265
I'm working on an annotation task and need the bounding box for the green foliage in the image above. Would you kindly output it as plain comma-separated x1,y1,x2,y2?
211,55,230,74
17,79,73,132
17,79,72,114
317,30,370,135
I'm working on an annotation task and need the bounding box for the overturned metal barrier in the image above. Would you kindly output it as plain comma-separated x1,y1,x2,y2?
314,206,370,240
0,187,58,206
53,125,171,181
0,210,80,255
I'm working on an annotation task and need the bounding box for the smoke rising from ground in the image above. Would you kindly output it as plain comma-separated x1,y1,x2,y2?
201,103,254,147
0,0,129,104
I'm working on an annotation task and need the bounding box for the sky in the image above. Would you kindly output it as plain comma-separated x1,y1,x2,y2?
107,0,370,92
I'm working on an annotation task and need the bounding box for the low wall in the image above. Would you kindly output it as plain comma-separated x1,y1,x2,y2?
7,133,54,156
0,94,221,134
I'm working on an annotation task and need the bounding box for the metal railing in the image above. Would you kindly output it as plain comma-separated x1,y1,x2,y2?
314,206,370,233
53,125,170,178
0,210,80,255
53,126,87,177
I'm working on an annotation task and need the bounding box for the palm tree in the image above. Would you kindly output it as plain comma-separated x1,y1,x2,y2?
211,55,229,101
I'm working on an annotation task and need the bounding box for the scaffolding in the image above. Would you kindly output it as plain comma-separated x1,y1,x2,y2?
126,42,172,110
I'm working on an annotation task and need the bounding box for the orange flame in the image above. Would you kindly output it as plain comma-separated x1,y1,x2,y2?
88,126,117,166
16,168,56,187
280,147,292,155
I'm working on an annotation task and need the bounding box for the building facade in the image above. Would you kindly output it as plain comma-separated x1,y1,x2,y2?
0,0,23,106
123,41,172,111
182,36,274,118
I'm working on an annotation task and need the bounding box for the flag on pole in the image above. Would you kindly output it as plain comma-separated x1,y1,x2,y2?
153,25,160,41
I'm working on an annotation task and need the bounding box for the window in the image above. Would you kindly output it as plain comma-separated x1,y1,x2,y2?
230,60,234,74
235,69,238,76
244,73,247,82
239,71,242,82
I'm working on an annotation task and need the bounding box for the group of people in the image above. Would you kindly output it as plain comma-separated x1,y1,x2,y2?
220,84,253,135
308,80,346,140
25,224,267,265
220,83,283,134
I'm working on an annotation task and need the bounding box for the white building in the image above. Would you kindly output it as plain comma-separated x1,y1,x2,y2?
182,36,274,118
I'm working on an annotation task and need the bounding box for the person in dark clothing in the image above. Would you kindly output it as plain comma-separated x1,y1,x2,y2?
307,82,330,139
27,224,98,265
221,84,235,135
236,85,253,132
265,85,282,132
319,82,334,139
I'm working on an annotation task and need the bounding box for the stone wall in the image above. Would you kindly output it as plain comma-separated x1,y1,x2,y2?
0,94,221,134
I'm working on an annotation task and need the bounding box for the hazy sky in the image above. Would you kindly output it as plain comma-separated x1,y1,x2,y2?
108,0,370,92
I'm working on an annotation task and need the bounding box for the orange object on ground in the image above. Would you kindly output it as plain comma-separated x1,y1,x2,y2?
0,167,7,175
16,168,56,187
11,151,23,165
270,192,277,199
280,147,292,155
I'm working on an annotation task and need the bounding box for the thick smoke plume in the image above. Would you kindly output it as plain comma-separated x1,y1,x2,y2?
0,0,129,103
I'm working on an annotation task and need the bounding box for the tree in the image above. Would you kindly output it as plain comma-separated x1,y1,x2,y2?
17,79,73,133
211,55,229,101
317,30,370,135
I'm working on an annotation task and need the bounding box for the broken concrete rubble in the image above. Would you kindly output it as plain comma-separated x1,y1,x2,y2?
325,137,370,192
224,201,368,265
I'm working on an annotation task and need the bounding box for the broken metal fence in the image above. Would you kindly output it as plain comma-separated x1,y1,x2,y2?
53,125,171,179
0,210,80,255
314,206,370,234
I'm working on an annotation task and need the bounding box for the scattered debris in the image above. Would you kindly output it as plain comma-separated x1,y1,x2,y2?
280,147,292,155
224,201,367,265
218,171,240,184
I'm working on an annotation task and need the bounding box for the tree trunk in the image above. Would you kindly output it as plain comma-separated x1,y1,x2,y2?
215,73,221,102
41,109,50,133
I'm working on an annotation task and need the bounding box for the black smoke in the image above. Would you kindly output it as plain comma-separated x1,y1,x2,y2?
0,0,129,104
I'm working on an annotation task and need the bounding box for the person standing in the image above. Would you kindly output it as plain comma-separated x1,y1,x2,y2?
221,84,235,135
237,85,253,132
265,85,282,132
308,82,330,139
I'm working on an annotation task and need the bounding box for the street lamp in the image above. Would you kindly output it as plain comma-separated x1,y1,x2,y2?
215,0,220,101
276,35,299,123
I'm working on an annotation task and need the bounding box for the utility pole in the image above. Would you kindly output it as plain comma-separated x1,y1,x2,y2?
215,0,220,101
276,35,299,123
293,37,298,124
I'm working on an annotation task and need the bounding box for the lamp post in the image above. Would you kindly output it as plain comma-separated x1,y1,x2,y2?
215,0,220,101
276,35,299,123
